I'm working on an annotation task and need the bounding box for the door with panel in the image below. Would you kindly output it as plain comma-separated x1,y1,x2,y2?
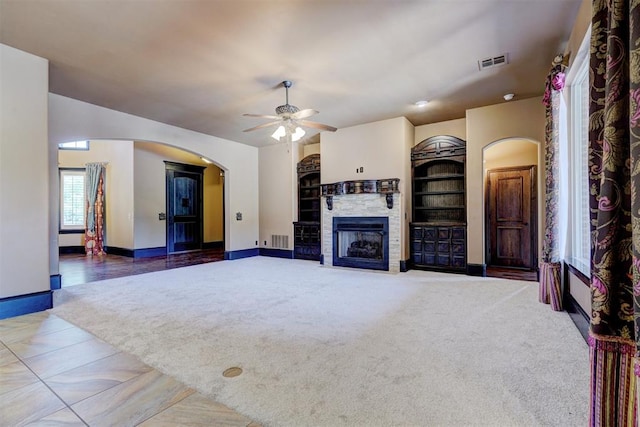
165,162,204,254
486,166,537,269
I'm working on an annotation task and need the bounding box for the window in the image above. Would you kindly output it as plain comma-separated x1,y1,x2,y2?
60,169,85,232
58,140,89,150
567,34,590,277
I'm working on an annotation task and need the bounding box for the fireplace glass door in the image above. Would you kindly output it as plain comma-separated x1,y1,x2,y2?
333,217,389,271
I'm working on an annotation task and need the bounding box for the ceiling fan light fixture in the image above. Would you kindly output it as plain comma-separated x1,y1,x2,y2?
292,127,306,142
271,125,286,141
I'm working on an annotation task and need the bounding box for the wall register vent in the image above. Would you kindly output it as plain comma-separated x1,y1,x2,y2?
271,234,289,249
478,53,509,70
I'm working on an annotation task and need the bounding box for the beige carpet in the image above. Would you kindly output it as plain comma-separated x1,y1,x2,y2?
52,256,589,426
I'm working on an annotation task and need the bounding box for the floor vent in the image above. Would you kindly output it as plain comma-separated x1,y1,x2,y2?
271,234,289,249
478,53,509,70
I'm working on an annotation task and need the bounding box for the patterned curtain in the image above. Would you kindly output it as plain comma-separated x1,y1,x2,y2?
588,0,639,424
85,162,107,256
539,54,568,311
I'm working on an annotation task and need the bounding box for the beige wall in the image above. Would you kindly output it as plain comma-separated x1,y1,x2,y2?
565,0,591,71
484,139,538,171
484,139,542,263
564,0,591,302
58,140,135,249
48,93,259,264
258,143,301,249
321,117,413,260
57,140,223,251
414,118,466,144
466,97,545,266
0,44,49,298
133,141,224,249
303,143,320,157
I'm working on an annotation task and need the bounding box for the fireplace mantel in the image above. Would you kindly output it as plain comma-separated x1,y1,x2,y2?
321,178,399,210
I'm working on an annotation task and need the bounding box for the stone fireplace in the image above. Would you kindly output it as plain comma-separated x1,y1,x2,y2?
321,179,401,273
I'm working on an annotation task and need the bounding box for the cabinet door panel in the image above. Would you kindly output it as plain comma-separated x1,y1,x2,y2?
412,227,423,239
438,228,450,239
424,253,436,265
424,228,437,241
437,242,450,252
437,254,451,266
451,227,465,240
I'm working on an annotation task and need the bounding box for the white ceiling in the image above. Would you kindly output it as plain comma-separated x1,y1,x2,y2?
0,0,582,147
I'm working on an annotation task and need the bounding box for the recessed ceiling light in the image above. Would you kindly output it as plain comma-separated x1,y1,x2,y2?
503,93,514,101
415,100,429,107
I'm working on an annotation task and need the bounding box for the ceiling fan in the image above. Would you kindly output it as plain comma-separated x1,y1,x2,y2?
243,80,337,142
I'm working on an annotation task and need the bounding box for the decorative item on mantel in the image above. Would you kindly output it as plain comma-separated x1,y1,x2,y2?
321,178,400,210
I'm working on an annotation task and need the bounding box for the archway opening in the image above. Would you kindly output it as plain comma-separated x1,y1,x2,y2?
482,138,541,281
56,138,226,286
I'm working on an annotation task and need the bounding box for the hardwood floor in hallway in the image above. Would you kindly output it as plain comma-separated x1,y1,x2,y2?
59,248,224,287
485,266,538,282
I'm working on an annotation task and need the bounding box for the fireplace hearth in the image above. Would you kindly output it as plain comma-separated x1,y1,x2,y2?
333,217,389,271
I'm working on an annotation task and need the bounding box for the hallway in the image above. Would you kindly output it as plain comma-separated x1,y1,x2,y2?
59,248,224,287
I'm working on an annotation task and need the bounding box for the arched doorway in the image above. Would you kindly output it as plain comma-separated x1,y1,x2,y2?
56,139,226,286
483,138,541,280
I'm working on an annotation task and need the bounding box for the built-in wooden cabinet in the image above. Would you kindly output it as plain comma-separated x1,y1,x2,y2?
294,154,321,260
410,136,467,272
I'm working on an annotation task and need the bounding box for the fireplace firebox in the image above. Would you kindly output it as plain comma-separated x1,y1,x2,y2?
333,217,389,271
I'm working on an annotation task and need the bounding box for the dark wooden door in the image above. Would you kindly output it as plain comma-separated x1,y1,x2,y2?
165,162,204,254
487,166,536,269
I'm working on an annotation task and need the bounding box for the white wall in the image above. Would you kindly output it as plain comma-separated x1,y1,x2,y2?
48,94,258,264
0,44,50,298
58,140,135,249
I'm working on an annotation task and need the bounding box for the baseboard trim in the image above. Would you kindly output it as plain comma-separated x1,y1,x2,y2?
107,246,167,258
203,241,224,249
259,248,294,259
399,260,409,273
565,293,589,343
133,247,167,258
467,263,487,277
224,248,259,260
107,246,135,257
59,246,85,254
0,291,52,320
50,274,61,291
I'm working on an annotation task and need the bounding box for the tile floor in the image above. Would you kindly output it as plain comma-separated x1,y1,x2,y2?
0,311,260,426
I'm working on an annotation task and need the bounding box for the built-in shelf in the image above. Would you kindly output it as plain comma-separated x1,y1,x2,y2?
411,135,467,272
294,154,321,261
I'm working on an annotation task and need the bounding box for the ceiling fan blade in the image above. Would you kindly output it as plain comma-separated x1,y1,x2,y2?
291,109,318,119
243,113,281,120
243,121,281,132
298,120,337,132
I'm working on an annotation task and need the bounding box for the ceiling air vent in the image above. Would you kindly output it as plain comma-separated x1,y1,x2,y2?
478,53,509,70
